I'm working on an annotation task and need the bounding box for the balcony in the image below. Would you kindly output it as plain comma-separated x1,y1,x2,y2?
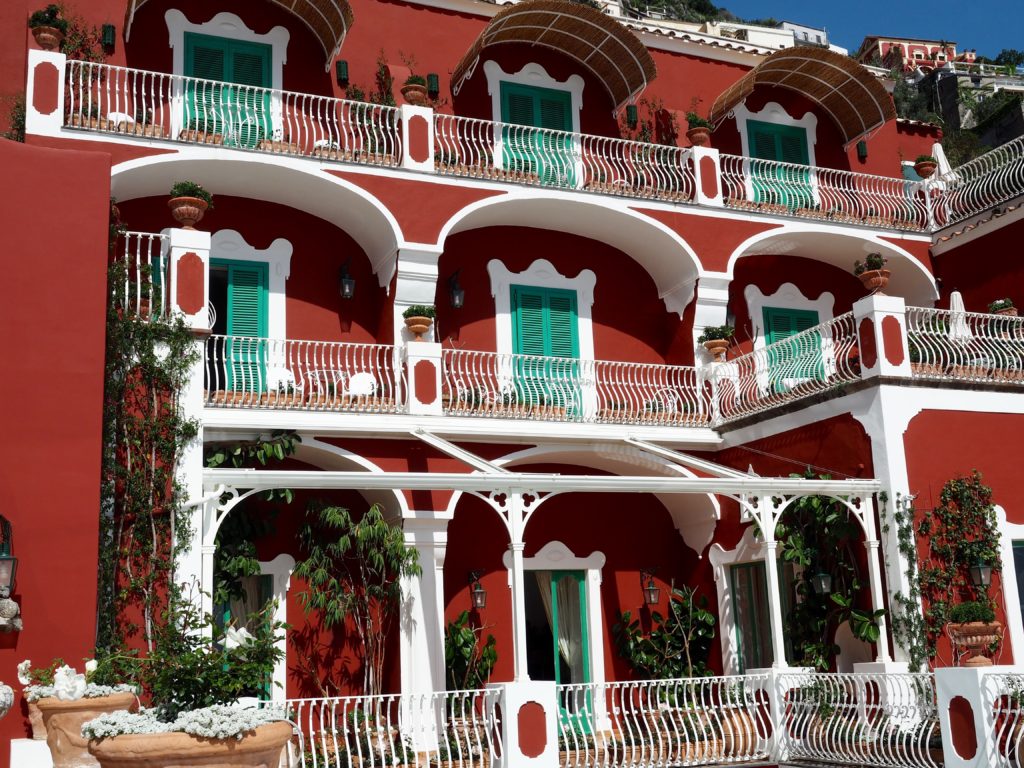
53,57,1024,234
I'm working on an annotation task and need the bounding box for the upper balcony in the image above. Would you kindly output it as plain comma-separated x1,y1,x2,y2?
43,55,1023,237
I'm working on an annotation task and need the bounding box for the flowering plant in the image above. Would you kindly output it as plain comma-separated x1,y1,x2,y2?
82,705,287,741
989,298,1015,313
19,657,137,702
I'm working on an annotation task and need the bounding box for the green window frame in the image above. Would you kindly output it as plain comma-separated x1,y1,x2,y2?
730,561,795,672
762,306,823,392
500,82,575,186
1013,542,1024,633
184,32,272,148
511,285,580,410
747,119,812,209
214,259,269,391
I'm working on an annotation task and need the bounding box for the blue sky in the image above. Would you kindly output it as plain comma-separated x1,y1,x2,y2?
717,0,1023,58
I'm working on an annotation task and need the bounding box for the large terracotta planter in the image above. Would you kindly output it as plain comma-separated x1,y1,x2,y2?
949,620,1003,666
87,720,293,768
858,268,890,293
404,315,434,341
29,700,47,739
32,25,65,51
168,196,209,229
686,126,711,147
914,160,938,179
37,693,138,768
995,307,1019,317
401,83,429,106
703,338,730,362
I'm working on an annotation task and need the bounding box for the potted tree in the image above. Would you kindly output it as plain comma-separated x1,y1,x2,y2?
989,298,1018,317
401,74,429,106
28,4,67,51
853,253,890,293
168,181,214,229
947,599,1002,667
698,325,734,362
685,112,712,147
914,154,938,179
403,304,436,341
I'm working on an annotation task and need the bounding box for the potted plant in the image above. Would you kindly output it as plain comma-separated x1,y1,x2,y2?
698,325,734,362
83,594,290,768
402,304,436,341
853,253,890,293
989,298,1018,317
401,74,429,106
914,154,938,179
28,4,67,51
168,181,214,229
19,658,138,766
947,599,1002,667
685,112,712,147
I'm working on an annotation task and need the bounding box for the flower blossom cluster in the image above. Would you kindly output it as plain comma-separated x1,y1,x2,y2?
82,705,288,741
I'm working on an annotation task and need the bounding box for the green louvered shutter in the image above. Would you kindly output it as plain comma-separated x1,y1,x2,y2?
763,306,822,391
230,48,271,148
511,286,579,411
223,262,268,392
748,120,811,209
185,39,227,135
501,83,575,186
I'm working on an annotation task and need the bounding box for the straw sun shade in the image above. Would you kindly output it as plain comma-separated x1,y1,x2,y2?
125,0,355,71
709,46,896,147
451,0,657,113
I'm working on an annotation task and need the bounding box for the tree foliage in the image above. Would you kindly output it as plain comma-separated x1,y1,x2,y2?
444,610,497,690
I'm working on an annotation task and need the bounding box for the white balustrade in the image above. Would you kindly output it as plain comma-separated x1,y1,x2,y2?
906,307,1024,384
441,350,709,426
710,312,860,423
986,672,1024,767
271,689,501,768
204,336,405,413
434,113,696,202
719,154,931,231
934,134,1024,228
65,59,401,166
114,230,168,321
556,674,771,767
778,671,942,768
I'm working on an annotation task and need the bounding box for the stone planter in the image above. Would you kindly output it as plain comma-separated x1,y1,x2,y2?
32,25,65,51
37,692,138,768
87,720,293,768
404,316,434,341
686,126,711,147
401,83,429,106
168,196,209,229
858,268,890,293
949,620,1003,666
914,160,938,179
703,338,730,362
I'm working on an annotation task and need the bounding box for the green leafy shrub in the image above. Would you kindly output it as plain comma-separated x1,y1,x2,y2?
697,325,733,344
915,154,937,164
989,298,1015,313
685,112,711,129
402,304,436,319
29,4,67,33
853,253,887,275
404,74,426,86
444,610,497,690
169,181,214,209
948,599,996,624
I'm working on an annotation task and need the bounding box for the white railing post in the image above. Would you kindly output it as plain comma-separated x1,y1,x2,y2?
401,104,434,172
25,48,66,137
164,227,213,333
489,680,558,768
852,293,912,380
690,146,724,207
405,339,443,415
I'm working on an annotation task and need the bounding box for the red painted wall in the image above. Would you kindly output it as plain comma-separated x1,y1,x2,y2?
933,218,1024,312
0,138,110,761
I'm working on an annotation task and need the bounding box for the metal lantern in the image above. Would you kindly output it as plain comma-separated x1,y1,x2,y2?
626,104,639,128
0,519,15,598
336,60,350,86
339,261,356,300
101,24,116,48
448,271,465,309
643,577,660,606
427,73,440,97
969,559,992,588
810,570,832,596
470,580,487,610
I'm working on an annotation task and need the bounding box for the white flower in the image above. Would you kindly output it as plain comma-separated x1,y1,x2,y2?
53,665,86,701
16,660,31,686
84,659,97,680
224,626,255,656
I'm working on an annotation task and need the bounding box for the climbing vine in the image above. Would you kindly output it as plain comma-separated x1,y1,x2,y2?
878,491,929,672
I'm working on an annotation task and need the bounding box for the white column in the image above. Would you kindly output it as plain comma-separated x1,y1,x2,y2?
163,227,213,332
762,539,789,668
394,247,442,345
24,48,66,138
692,273,732,355
852,293,911,380
405,340,444,415
400,516,449,698
506,492,531,682
690,146,724,207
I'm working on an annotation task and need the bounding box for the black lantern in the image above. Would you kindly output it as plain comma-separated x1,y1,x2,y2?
101,24,116,48
339,260,356,300
469,570,487,610
0,518,16,599
969,559,992,588
810,570,832,596
641,568,660,605
448,270,465,309
427,73,440,97
626,104,639,129
336,60,350,86
856,140,868,161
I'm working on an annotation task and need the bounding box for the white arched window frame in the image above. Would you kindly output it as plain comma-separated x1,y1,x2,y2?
733,101,820,205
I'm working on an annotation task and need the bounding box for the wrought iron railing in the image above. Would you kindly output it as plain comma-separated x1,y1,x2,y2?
985,672,1024,767
906,307,1024,385
113,230,168,321
933,134,1024,228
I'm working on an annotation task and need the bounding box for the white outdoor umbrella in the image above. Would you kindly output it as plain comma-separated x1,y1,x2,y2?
949,290,973,343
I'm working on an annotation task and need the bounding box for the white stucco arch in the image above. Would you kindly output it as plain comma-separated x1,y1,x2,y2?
435,193,705,316
110,152,405,283
723,224,938,306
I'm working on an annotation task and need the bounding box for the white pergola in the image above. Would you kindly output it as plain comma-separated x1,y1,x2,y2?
197,435,889,677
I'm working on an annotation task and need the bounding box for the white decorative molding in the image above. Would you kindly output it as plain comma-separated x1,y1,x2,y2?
212,229,293,342
259,553,295,701
483,60,585,132
487,258,596,360
708,527,764,675
733,100,819,167
744,282,835,349
996,505,1024,664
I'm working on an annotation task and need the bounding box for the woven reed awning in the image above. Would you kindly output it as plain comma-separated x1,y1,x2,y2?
709,46,896,147
451,0,656,113
124,0,354,72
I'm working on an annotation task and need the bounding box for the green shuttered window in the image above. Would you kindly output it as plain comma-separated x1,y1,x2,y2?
747,119,812,209
762,306,823,390
500,82,575,186
217,260,269,391
511,285,579,409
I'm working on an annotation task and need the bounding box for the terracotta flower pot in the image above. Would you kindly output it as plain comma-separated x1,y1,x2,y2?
995,307,1019,317
686,126,711,147
168,197,209,229
948,620,1003,666
404,315,433,341
36,692,138,768
29,700,47,739
87,720,293,768
32,26,65,51
703,338,730,362
914,160,938,179
858,268,890,293
401,83,429,106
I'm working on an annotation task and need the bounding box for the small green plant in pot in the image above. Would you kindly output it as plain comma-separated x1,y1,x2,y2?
853,252,889,294
403,304,436,341
685,111,712,147
989,298,1017,317
28,5,67,50
168,181,214,230
698,325,733,362
402,74,429,106
947,598,1001,667
914,154,938,179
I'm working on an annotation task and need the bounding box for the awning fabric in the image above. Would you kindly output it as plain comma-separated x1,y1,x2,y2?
451,0,657,113
709,46,896,147
125,0,354,72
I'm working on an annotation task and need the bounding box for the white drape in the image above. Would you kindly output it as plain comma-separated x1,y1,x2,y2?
534,572,586,683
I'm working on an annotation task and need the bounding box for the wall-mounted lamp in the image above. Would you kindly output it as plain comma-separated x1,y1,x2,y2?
856,140,868,162
0,517,21,632
626,104,639,129
810,569,832,596
469,570,487,610
640,568,660,606
336,60,350,86
339,259,356,300
101,23,116,49
969,558,992,589
448,270,465,309
427,73,440,97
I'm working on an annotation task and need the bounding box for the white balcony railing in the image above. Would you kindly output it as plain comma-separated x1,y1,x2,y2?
720,155,931,231
779,671,942,768
556,674,771,767
272,688,501,768
986,672,1024,767
906,307,1024,384
434,113,696,203
441,350,709,426
710,312,861,423
114,230,168,321
65,60,401,166
203,336,405,413
934,134,1024,228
